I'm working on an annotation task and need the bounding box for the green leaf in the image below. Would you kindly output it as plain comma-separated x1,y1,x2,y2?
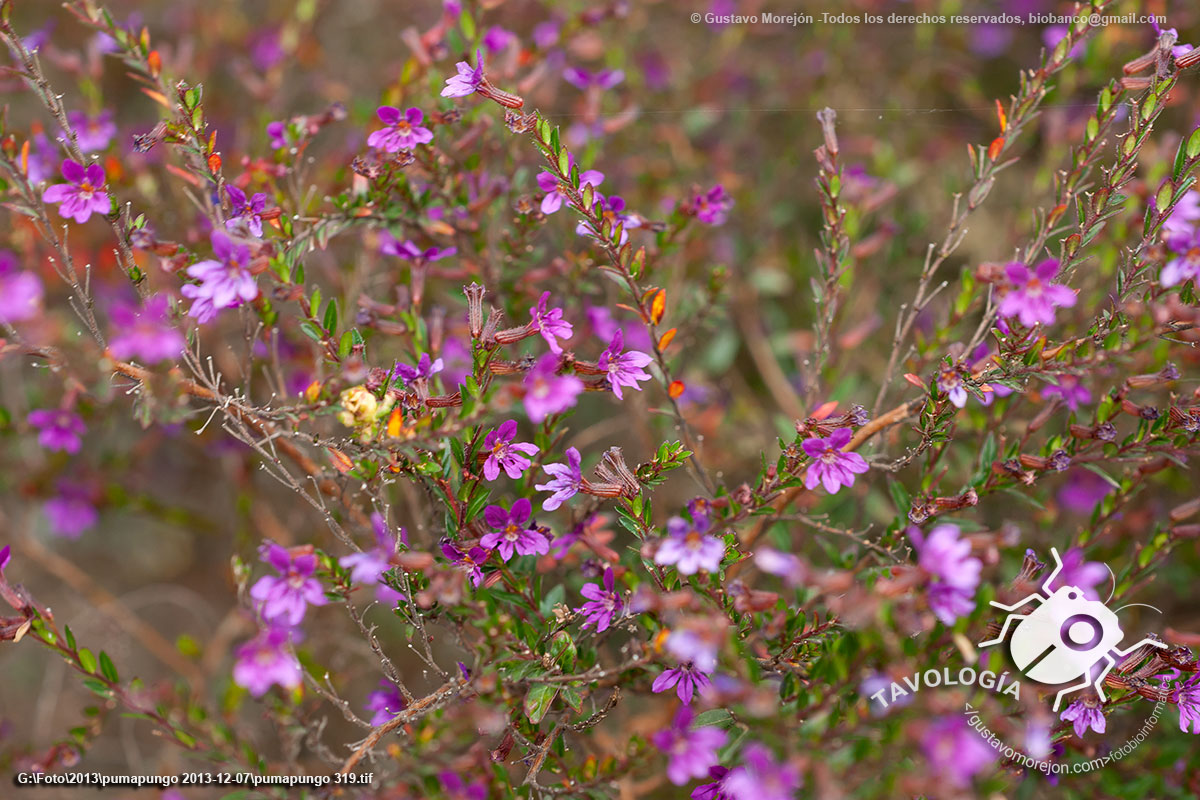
693,708,734,728
524,683,558,724
98,651,119,684
338,330,354,358
546,630,577,671
299,321,324,342
323,299,339,334
79,648,97,674
560,685,584,713
1188,127,1200,159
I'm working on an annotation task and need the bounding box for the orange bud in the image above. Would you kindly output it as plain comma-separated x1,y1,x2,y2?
650,289,666,325
147,50,161,77
328,448,354,473
904,372,925,388
386,407,404,438
668,380,685,399
812,400,839,420
995,98,1007,133
140,87,171,109
304,380,322,403
19,139,29,175
207,152,222,173
657,328,677,352
987,136,1005,161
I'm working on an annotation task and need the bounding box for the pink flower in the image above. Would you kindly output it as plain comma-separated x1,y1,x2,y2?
28,409,86,453
1060,698,1106,738
480,499,549,561
107,296,185,363
0,252,43,323
523,353,584,423
367,106,434,153
364,679,407,725
920,715,995,788
42,159,110,223
181,232,258,322
655,515,725,575
441,50,485,98
722,744,801,800
1161,227,1200,287
66,110,116,153
43,484,98,539
563,66,625,90
232,628,302,697
997,259,1077,327
652,662,712,704
249,544,328,628
908,524,981,625
1043,374,1091,411
691,184,732,225
225,185,268,238
529,291,574,353
535,446,584,511
577,567,623,632
802,428,868,494
537,161,603,214
481,420,539,481
1046,547,1109,601
652,706,728,786
598,330,653,399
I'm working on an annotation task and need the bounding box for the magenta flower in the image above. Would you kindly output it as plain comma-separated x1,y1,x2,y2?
1060,699,1106,738
339,512,394,586
1046,547,1109,601
394,353,444,382
437,772,488,800
266,120,289,149
364,679,407,725
368,106,434,153
920,715,995,788
1058,469,1114,514
379,232,455,263
523,353,584,423
28,409,86,453
181,232,258,322
481,420,539,481
441,540,490,588
42,159,110,224
249,544,329,628
1043,374,1091,411
480,499,549,560
1161,227,1200,287
1169,672,1200,733
441,49,485,98
691,184,732,225
802,427,868,494
722,744,801,800
107,296,185,363
665,629,720,673
225,185,269,238
0,252,43,323
529,291,574,353
43,485,98,539
482,26,516,53
598,330,653,399
997,259,1077,327
755,547,807,587
232,628,302,697
563,66,625,90
577,567,623,632
652,661,712,704
535,446,584,511
536,163,603,214
1162,189,1200,235
66,110,117,153
652,706,728,786
908,524,981,625
576,194,640,245
655,515,725,575
692,767,731,800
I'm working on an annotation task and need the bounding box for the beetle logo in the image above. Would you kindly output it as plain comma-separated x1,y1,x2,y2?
980,547,1166,711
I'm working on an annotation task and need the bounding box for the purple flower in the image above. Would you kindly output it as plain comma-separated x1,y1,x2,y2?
1042,25,1084,59
533,20,561,50
1169,671,1200,733
754,547,807,587
1058,469,1114,514
692,767,731,800
440,337,473,389
379,232,455,262
1060,699,1106,738
266,121,289,149
24,132,57,185
225,186,269,238
232,628,302,697
908,524,981,625
441,540,490,587
364,679,407,725
536,162,603,215
43,485,98,539
665,629,720,673
586,304,653,351
652,662,712,704
107,296,185,363
920,715,995,788
535,446,584,511
1043,374,1092,411
66,110,117,153
480,499,549,560
1046,547,1109,601
576,194,640,245
577,567,623,632
0,252,43,323
482,420,539,481
441,50,485,98
655,515,725,575
42,160,110,224
721,743,801,800
438,771,488,800
802,427,868,494
563,66,625,90
482,26,515,53
937,365,971,408
529,291,574,353
181,232,258,322
28,409,86,453
249,544,329,627
249,27,285,71
1161,227,1200,287
598,330,653,399
997,259,1077,327
652,705,728,786
339,513,394,586
367,106,433,153
394,353,444,382
523,353,584,423
692,185,732,226
1162,189,1200,235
